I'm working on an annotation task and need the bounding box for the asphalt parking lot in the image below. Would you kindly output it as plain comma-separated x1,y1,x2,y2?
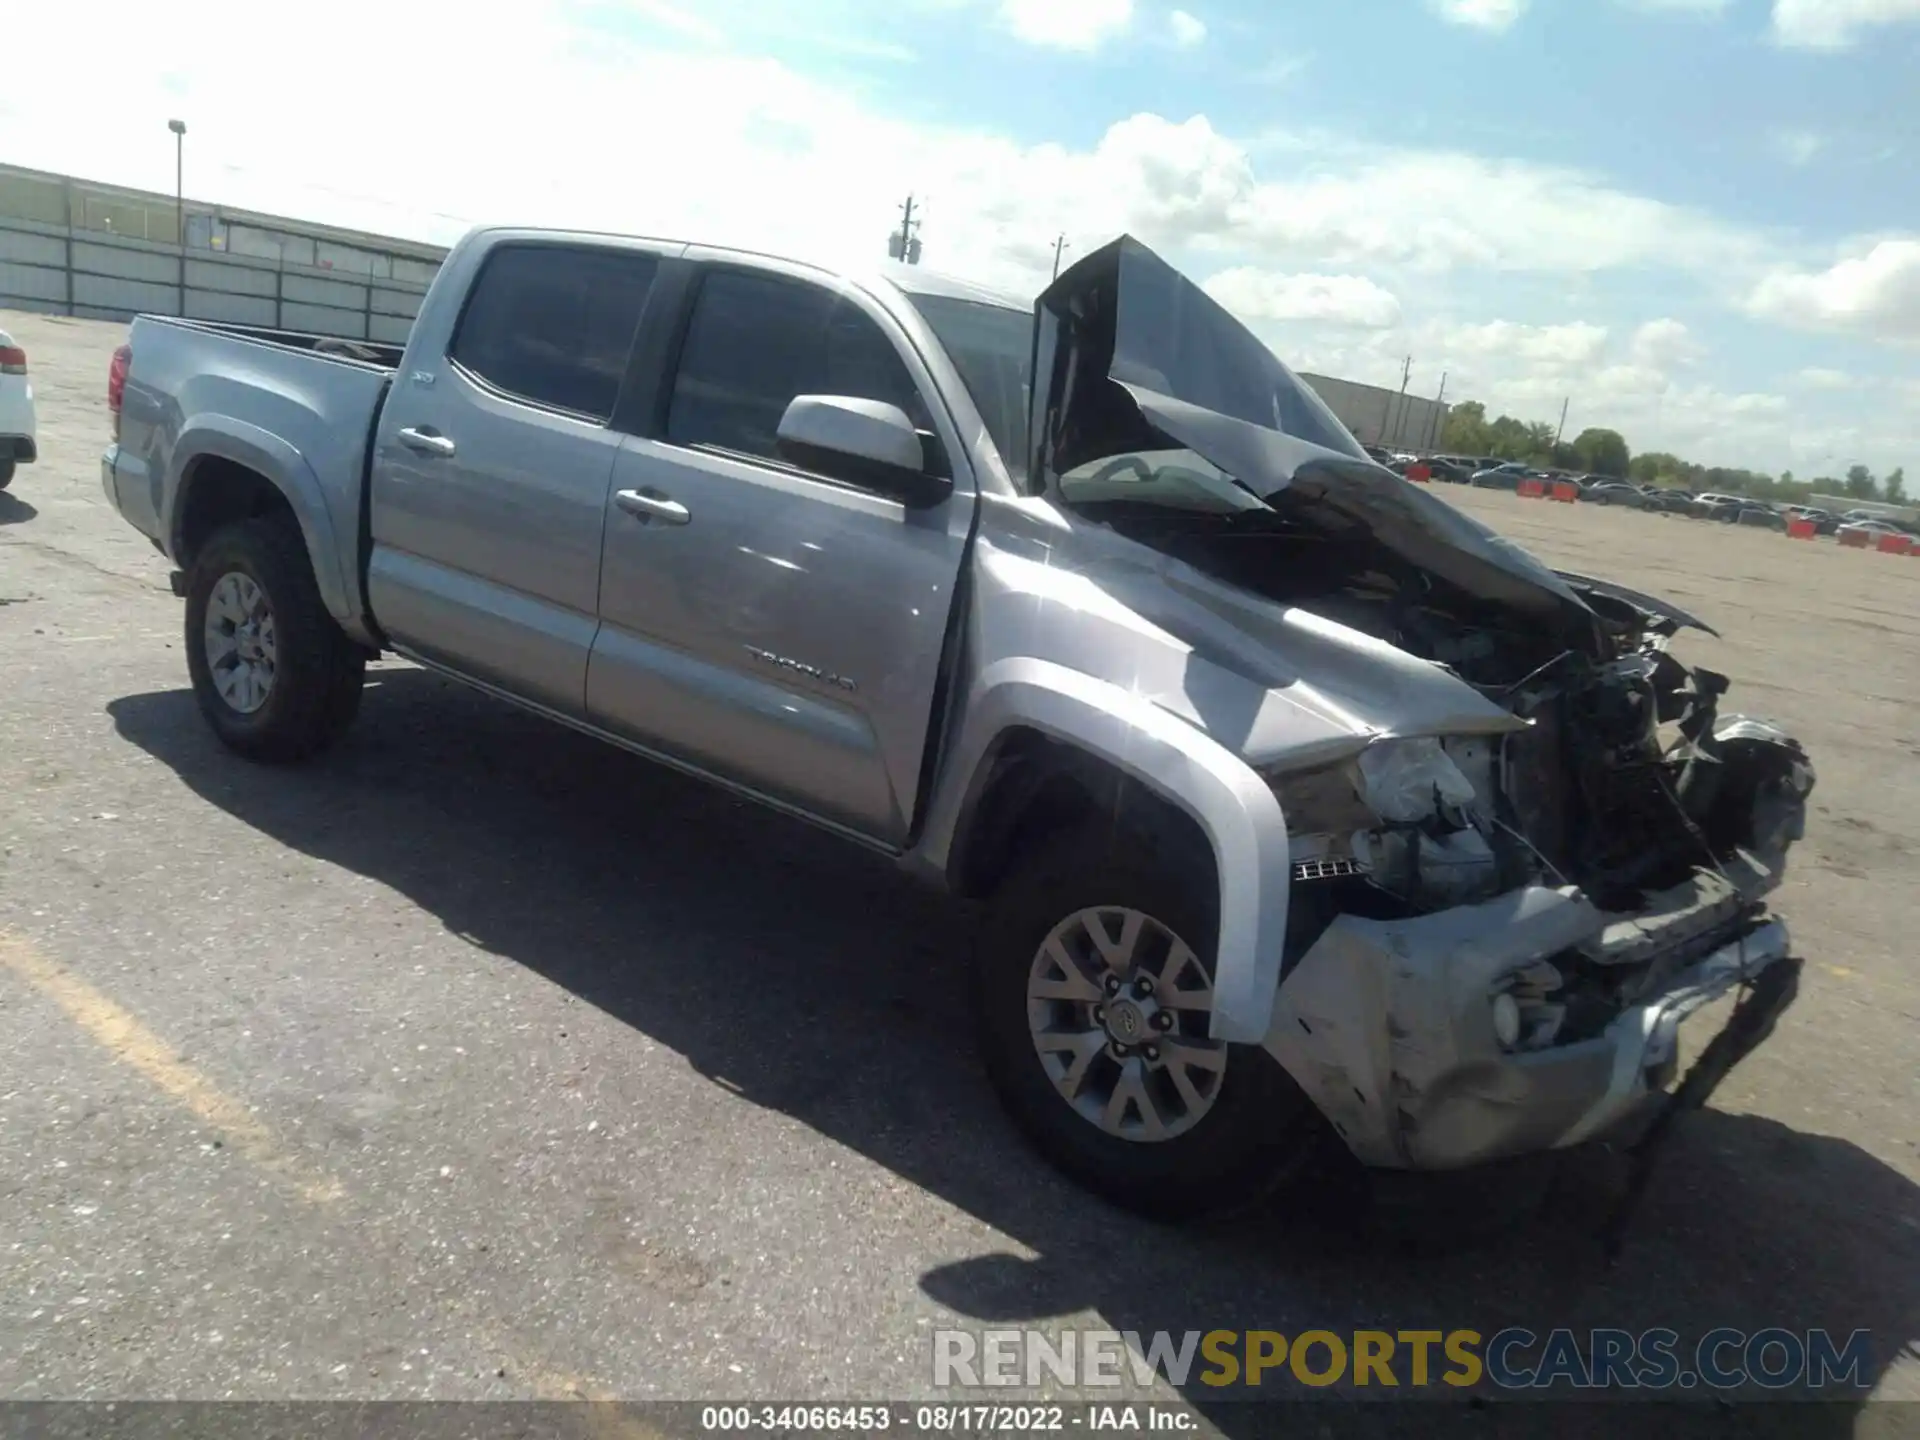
1,309,1915,1423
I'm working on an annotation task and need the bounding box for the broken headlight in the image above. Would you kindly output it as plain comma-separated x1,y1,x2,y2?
1267,737,1504,906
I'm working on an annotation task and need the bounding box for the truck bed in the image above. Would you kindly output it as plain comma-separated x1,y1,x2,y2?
160,317,406,371
106,313,397,642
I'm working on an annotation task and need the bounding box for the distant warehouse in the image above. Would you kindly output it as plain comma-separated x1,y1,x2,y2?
1300,372,1449,453
0,162,447,342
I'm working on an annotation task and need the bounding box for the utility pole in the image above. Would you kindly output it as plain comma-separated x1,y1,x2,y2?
1427,370,1448,452
888,194,923,266
168,118,187,317
1050,234,1069,280
1553,395,1570,449
1387,355,1411,449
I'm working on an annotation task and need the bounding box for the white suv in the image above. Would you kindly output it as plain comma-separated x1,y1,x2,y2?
0,327,38,491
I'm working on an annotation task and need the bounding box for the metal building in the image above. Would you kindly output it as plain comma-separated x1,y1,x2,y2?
0,163,447,342
1299,371,1450,453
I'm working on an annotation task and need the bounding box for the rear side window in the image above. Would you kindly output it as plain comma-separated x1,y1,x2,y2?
450,245,658,421
667,269,930,462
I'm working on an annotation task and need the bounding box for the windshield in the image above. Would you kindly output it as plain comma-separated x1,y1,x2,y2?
906,294,1033,482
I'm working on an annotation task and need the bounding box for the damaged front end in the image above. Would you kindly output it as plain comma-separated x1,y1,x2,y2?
1029,236,1815,1173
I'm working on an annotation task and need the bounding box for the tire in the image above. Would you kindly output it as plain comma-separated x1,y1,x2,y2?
0,458,15,490
975,813,1321,1221
184,517,366,762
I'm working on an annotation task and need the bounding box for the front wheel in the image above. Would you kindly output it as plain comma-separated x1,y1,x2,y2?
0,458,15,490
975,816,1320,1220
184,517,366,762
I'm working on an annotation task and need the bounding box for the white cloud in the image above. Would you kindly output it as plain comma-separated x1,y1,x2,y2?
1631,318,1703,368
1771,0,1920,48
1236,146,1767,276
1796,367,1855,389
1614,0,1732,13
1204,268,1402,327
999,0,1135,49
1747,240,1920,341
1429,0,1530,30
1769,129,1826,166
1442,320,1611,368
1168,8,1207,45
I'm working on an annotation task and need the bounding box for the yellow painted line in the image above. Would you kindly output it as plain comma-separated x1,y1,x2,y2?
0,932,345,1205
2,930,652,1404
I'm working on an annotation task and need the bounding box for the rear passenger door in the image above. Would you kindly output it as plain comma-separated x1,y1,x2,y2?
369,240,662,716
587,261,975,845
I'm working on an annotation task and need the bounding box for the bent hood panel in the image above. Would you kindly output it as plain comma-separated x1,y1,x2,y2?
1028,236,1600,640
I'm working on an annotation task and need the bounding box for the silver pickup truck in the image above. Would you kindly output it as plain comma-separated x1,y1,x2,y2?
102,231,1813,1223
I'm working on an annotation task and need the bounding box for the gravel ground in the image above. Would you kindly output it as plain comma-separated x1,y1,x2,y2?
0,309,1914,1426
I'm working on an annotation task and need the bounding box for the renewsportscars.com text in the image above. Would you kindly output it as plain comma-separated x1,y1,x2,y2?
933,1327,1874,1391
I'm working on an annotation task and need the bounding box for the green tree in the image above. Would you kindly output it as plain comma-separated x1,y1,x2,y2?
1844,464,1877,499
1571,427,1630,478
1885,467,1906,504
1487,415,1533,460
1438,401,1491,455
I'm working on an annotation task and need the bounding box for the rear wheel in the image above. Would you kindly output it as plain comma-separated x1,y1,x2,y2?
184,517,366,762
976,814,1320,1220
0,458,15,490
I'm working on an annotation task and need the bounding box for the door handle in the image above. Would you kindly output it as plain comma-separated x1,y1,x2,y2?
397,426,457,458
615,488,691,526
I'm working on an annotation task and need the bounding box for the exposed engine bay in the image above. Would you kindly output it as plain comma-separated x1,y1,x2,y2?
1082,489,1815,1059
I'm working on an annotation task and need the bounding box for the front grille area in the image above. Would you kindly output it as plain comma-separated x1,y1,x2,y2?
1292,857,1369,883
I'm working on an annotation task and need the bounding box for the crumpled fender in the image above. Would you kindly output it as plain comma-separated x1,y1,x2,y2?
169,414,366,641
921,656,1290,1043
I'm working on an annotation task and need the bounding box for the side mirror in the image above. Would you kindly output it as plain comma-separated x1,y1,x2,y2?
775,395,953,509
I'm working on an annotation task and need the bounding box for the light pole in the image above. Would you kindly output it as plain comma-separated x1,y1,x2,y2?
168,119,186,315
1051,234,1070,280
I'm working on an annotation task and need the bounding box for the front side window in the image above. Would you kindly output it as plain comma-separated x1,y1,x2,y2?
450,245,658,421
667,270,930,464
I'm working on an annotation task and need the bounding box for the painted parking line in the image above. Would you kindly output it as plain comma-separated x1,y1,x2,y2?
0,928,649,1404
0,930,347,1206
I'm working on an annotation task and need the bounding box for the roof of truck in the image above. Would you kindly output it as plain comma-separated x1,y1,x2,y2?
869,260,1031,313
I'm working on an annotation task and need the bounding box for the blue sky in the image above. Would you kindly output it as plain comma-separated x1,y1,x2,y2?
4,0,1916,476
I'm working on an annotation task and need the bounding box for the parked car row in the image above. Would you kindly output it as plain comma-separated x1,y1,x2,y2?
1368,450,1916,545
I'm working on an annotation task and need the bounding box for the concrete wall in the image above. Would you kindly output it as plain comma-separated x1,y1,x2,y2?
0,214,433,343
1299,371,1449,452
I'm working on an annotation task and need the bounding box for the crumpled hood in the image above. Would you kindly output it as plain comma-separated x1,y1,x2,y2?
1026,236,1605,647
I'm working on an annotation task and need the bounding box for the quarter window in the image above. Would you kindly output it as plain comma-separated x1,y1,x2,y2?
450,245,658,421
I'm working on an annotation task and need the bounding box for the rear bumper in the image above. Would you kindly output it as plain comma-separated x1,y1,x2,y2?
1264,883,1797,1171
